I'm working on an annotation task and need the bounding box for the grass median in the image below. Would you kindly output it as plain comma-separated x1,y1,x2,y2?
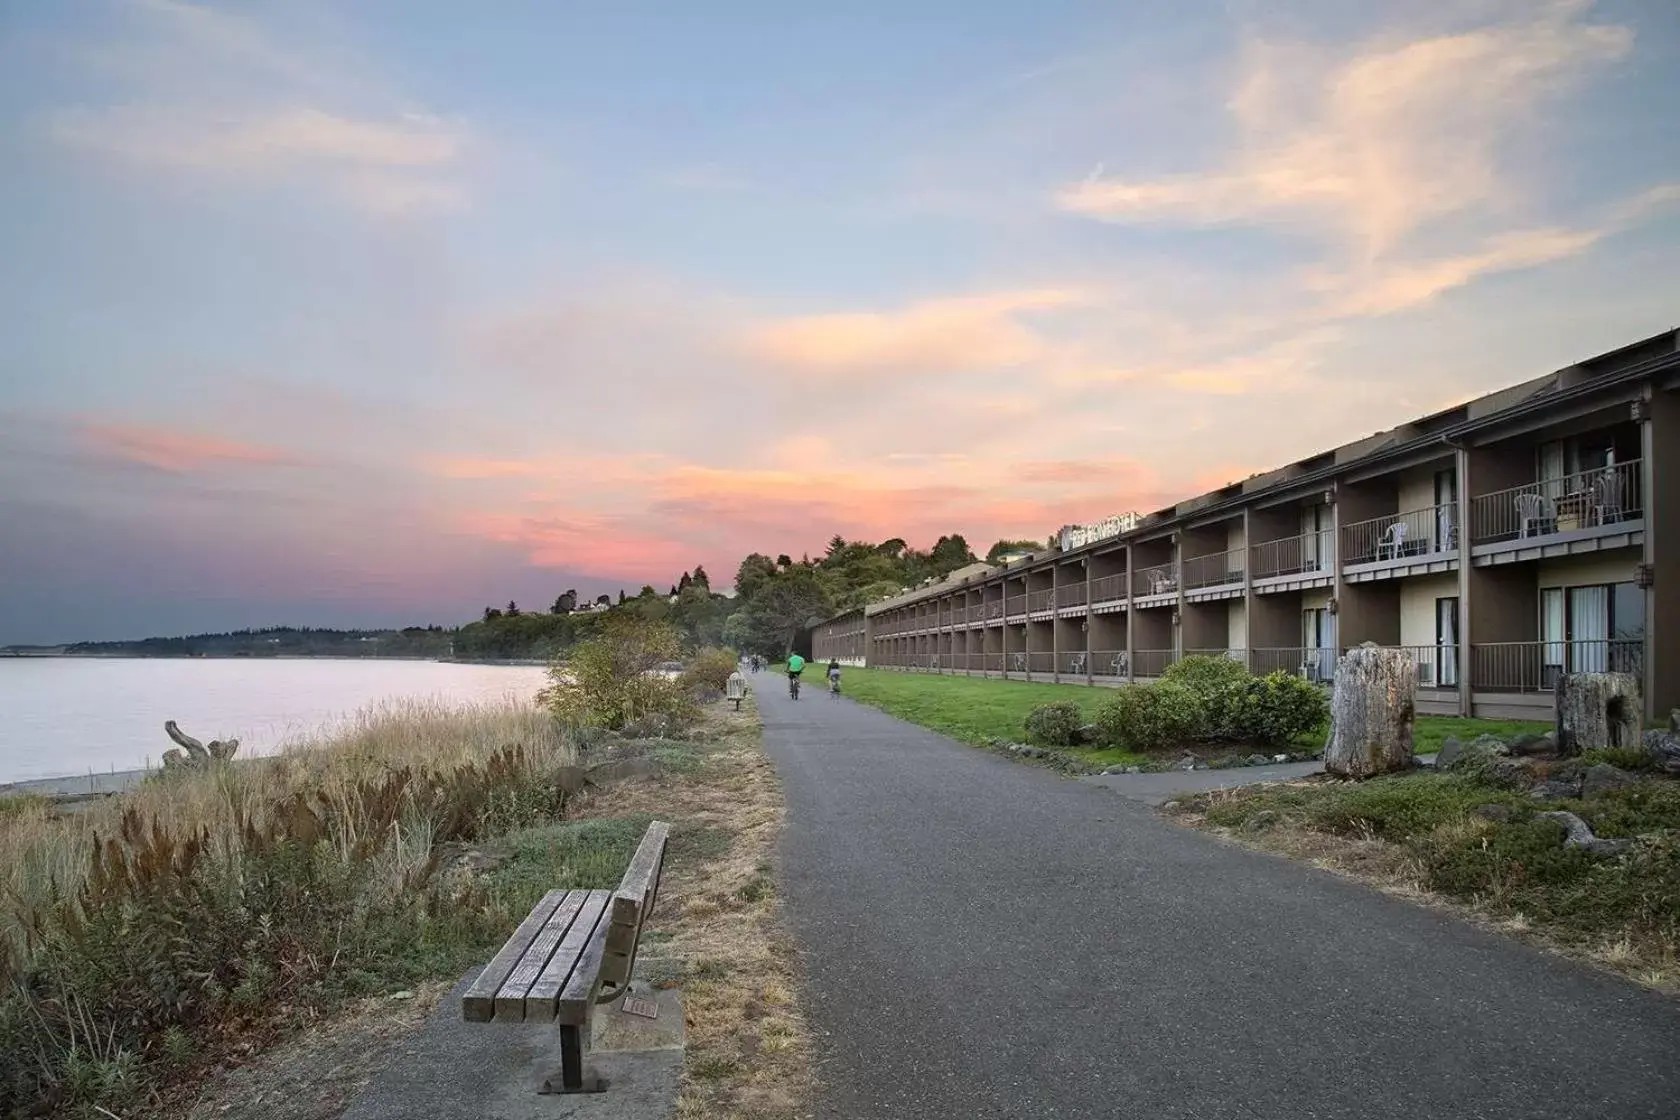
816,664,1546,765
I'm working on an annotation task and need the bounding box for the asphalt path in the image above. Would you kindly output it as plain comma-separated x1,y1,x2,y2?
757,676,1680,1119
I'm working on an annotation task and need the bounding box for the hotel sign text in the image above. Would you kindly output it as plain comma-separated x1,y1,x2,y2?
1058,513,1141,552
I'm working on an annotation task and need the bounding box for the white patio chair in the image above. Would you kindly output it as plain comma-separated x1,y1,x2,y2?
1068,654,1085,675
1377,521,1407,560
1514,492,1556,538
1592,470,1624,525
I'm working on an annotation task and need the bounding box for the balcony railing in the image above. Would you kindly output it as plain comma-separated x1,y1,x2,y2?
1251,531,1335,580
1007,651,1030,673
1063,652,1091,675
1471,639,1645,693
1057,582,1088,607
1247,646,1337,680
1342,645,1461,688
1028,589,1055,612
1341,503,1459,565
1006,596,1027,617
1090,574,1126,605
1132,565,1179,597
1181,550,1245,590
1089,649,1127,677
1028,652,1055,673
1133,649,1175,677
1184,648,1246,666
985,601,1005,619
1469,459,1642,544
983,653,1003,672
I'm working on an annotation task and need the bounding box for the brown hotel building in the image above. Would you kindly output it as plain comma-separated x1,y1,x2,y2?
811,329,1680,720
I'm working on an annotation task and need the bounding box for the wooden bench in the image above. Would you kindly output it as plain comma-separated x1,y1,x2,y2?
460,820,670,1093
726,671,749,710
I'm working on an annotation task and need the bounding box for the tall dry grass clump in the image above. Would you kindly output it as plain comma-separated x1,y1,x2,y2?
0,698,577,1117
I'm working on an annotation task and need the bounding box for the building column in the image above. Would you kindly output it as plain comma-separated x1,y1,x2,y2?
1172,532,1185,665
1643,389,1678,720
1240,510,1253,672
1454,445,1474,717
1085,556,1095,685
1123,546,1136,683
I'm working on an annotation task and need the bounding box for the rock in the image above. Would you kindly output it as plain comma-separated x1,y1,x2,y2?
552,765,588,794
1175,755,1198,771
1439,733,1513,773
1554,672,1642,757
1535,810,1633,855
1125,766,1142,774
1273,753,1288,763
1643,729,1680,774
1242,810,1280,834
1323,646,1417,778
1075,723,1101,746
1529,780,1578,802
1162,800,1182,811
1670,708,1679,734
1246,754,1272,767
1507,733,1553,757
1102,765,1128,775
1435,737,1464,768
1472,803,1513,822
1582,763,1637,798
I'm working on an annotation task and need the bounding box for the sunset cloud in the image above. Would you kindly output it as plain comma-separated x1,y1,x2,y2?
78,422,302,473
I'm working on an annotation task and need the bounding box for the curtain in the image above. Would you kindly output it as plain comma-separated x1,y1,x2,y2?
1570,585,1609,672
1542,588,1565,685
1436,597,1459,687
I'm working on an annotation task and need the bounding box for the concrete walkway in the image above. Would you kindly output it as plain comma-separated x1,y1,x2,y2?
759,682,1679,1119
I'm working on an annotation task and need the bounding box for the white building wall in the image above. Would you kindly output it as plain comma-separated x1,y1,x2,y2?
1536,548,1642,590
1399,574,1459,648
1228,600,1247,650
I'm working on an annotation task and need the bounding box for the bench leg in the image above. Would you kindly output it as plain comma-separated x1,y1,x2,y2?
540,1023,606,1094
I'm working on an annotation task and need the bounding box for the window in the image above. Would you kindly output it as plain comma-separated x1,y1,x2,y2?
1434,597,1459,688
1302,607,1336,682
1434,469,1457,550
1540,581,1644,686
1301,505,1332,571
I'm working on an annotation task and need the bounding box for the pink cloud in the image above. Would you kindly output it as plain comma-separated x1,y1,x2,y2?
79,422,303,473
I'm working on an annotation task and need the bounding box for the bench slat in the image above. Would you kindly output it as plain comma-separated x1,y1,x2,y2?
492,891,589,1022
612,820,669,924
524,889,612,1023
556,899,618,1025
459,889,568,1023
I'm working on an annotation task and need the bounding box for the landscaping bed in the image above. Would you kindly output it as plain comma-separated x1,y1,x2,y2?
1167,725,1680,992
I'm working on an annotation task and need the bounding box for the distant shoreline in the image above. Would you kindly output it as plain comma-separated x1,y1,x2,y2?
0,653,553,666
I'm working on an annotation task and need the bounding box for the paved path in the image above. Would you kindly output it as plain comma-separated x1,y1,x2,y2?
758,682,1680,1119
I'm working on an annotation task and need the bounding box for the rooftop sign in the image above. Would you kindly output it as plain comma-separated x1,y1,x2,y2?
1057,512,1141,552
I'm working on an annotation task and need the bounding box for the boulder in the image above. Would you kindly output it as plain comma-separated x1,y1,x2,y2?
1507,733,1554,757
1554,672,1642,757
1642,729,1680,775
1075,723,1102,746
1439,734,1511,773
1245,754,1273,768
1529,780,1579,802
1323,644,1417,779
1175,755,1198,771
1581,763,1637,798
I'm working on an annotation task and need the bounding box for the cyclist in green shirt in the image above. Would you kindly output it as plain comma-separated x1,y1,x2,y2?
786,653,806,699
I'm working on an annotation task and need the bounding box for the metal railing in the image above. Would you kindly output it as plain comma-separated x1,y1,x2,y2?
1132,565,1179,597
1006,596,1028,617
1057,582,1088,607
1341,503,1459,565
983,653,1003,672
1471,639,1645,693
1090,574,1126,605
1028,652,1055,673
1248,646,1337,680
1064,652,1091,676
1132,649,1175,677
1089,650,1127,678
1184,648,1246,667
1469,459,1642,544
1181,550,1245,590
1007,651,1030,674
1251,531,1335,580
1028,589,1055,612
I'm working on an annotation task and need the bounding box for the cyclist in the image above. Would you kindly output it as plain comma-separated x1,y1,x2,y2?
827,658,842,695
786,652,805,699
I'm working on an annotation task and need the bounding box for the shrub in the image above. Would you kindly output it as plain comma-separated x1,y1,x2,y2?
1094,682,1202,752
1216,671,1330,747
1162,654,1250,697
680,647,739,695
1024,701,1084,747
541,616,696,732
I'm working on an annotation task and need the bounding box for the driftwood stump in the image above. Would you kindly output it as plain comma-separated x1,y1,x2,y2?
1324,643,1417,779
161,721,240,771
1554,673,1641,757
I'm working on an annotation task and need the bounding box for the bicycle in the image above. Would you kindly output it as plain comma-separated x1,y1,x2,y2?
828,673,841,697
787,673,801,700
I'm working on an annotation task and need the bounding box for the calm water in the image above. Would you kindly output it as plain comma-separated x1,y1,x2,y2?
0,658,550,784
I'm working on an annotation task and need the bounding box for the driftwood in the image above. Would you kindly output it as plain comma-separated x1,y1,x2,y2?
161,721,240,771
1535,810,1633,855
1323,643,1417,779
1554,673,1641,757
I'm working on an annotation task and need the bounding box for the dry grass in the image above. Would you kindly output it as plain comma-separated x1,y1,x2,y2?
586,701,814,1120
1172,785,1680,994
0,699,572,974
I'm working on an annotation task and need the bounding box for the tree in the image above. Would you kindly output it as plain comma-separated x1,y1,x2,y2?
726,566,832,656
668,584,678,598
552,590,578,614
596,594,612,606
483,606,503,622
986,539,1041,564
618,590,627,604
876,538,906,558
506,600,521,617
678,570,693,592
735,553,776,599
929,534,976,572
691,564,710,589
776,554,793,569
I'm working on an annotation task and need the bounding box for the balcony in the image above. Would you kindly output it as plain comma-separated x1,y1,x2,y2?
1250,531,1335,590
1028,652,1055,673
985,601,1005,621
1090,574,1127,608
1471,639,1646,693
1341,503,1460,582
1133,648,1175,678
1247,646,1337,681
1027,589,1055,613
1089,649,1127,678
1181,549,1245,600
1184,647,1246,666
1468,460,1643,562
1006,595,1028,619
1132,565,1179,601
1057,582,1089,607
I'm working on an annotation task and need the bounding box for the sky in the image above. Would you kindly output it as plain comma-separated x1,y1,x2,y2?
1,0,1677,644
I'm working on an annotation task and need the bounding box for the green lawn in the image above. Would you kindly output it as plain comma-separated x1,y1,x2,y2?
820,665,1548,760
